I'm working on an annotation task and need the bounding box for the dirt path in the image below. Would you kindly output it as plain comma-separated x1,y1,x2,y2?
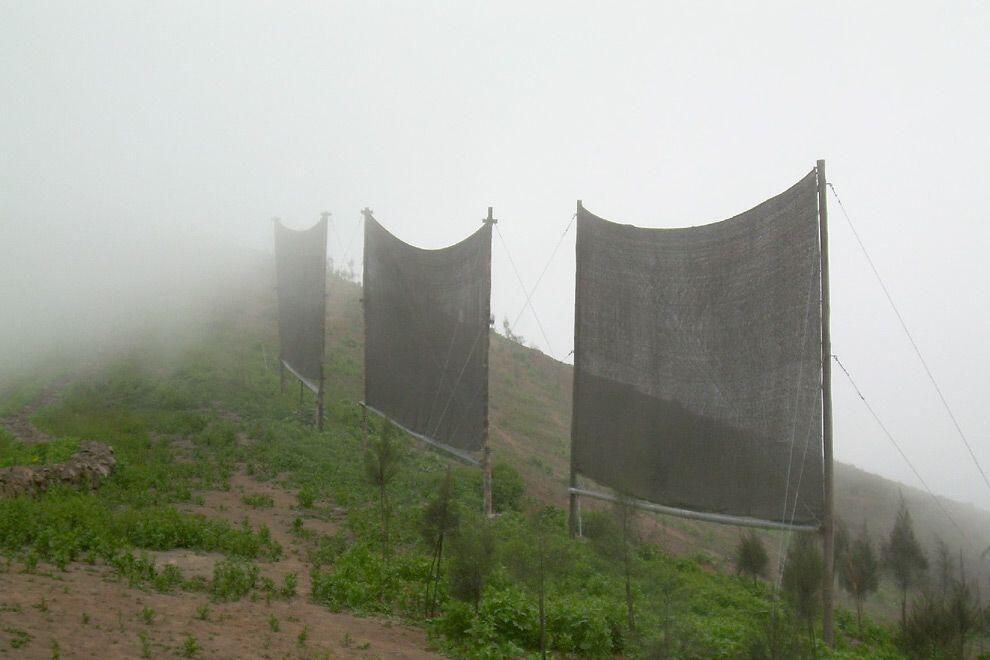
0,380,67,444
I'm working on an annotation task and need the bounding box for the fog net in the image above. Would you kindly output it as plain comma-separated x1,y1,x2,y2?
274,218,328,393
572,170,824,525
363,216,492,456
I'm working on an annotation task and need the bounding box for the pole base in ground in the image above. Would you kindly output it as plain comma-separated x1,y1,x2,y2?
483,446,494,518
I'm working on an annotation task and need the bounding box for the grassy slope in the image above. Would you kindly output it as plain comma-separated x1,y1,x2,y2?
0,265,971,657
319,272,990,622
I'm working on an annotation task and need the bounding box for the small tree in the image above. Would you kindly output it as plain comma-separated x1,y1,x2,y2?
365,419,402,564
735,530,769,584
612,493,639,633
504,507,571,659
782,532,823,653
901,590,955,657
948,577,979,658
420,467,459,617
448,514,496,611
838,524,880,630
934,536,953,599
883,499,928,628
502,317,525,345
833,519,849,586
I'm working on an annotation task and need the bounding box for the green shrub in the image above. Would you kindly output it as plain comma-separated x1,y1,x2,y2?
297,486,317,508
241,494,274,508
492,463,524,513
210,560,259,601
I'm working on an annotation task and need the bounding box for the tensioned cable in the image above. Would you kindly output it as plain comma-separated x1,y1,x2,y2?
495,224,557,358
829,183,990,499
508,214,576,334
832,354,967,541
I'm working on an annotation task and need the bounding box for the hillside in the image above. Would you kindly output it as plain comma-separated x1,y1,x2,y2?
318,272,990,619
0,264,981,657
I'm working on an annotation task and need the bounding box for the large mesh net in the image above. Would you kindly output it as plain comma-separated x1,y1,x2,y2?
572,171,824,524
274,218,328,392
363,217,492,454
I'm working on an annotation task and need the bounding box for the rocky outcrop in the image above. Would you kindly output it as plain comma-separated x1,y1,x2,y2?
0,441,115,497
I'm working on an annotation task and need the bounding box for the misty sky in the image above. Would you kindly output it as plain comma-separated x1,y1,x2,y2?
2,2,989,521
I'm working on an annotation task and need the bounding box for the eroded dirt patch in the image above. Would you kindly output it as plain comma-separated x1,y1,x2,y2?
0,562,440,658
177,470,342,587
0,380,67,443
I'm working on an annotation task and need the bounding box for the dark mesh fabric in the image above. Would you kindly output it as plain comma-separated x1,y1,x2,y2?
363,217,491,453
274,218,327,392
572,171,824,524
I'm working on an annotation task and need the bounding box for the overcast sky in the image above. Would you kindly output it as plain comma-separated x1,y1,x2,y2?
2,2,989,518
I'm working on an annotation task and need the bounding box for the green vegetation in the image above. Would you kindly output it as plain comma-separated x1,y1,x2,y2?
178,634,201,658
2,278,978,658
0,434,79,468
241,493,274,508
838,525,881,630
883,500,929,628
736,530,770,584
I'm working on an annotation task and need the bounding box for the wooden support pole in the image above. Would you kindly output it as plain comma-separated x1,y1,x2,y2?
361,403,369,452
317,212,329,432
361,207,373,454
317,368,325,431
482,207,496,518
482,445,493,518
817,159,836,648
569,200,583,538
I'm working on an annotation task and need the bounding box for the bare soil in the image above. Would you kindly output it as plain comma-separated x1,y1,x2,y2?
0,562,438,658
0,435,441,658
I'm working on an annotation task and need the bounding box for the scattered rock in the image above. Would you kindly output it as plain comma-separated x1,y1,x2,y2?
0,441,115,497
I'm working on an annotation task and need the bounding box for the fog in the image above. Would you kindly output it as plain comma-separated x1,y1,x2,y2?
2,2,989,518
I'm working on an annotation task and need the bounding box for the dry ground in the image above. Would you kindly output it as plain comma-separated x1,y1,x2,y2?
0,469,441,658
1,398,441,659
0,562,437,658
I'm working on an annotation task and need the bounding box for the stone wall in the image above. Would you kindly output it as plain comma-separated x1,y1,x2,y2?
0,441,115,497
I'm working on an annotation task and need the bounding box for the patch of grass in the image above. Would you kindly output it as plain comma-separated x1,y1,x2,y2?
178,634,200,658
138,631,152,658
240,493,274,508
0,494,281,570
209,559,259,602
268,614,280,632
297,486,316,508
4,626,31,649
139,606,155,624
280,572,297,599
0,436,80,468
194,603,210,621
